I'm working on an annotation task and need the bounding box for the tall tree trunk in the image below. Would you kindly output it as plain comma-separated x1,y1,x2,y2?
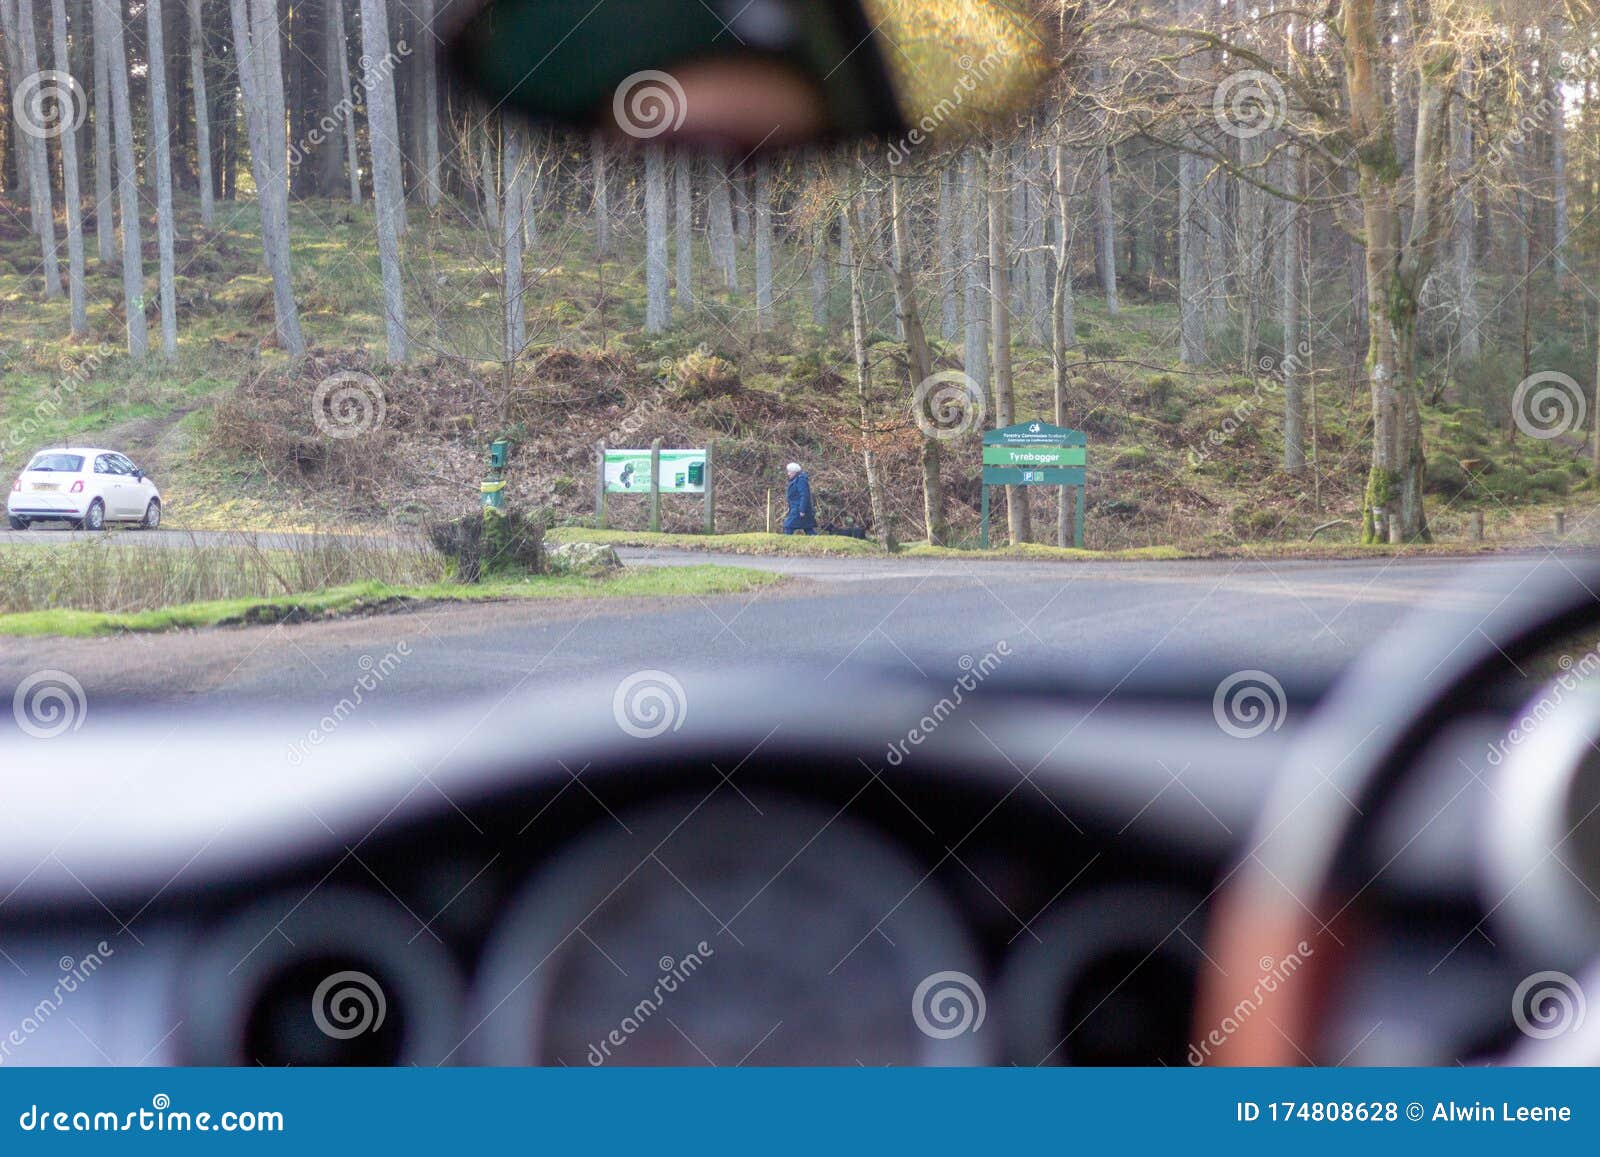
146,0,178,355
1280,141,1304,472
890,170,946,546
707,156,737,291
644,143,669,331
808,217,827,326
1051,131,1078,546
92,0,145,354
8,0,62,297
960,147,988,394
418,0,439,208
358,0,406,359
334,0,359,204
477,119,497,229
48,0,85,332
845,198,888,544
1450,83,1479,361
186,0,214,225
590,132,608,254
674,150,693,311
500,119,525,361
91,20,113,262
989,142,1029,544
937,165,959,340
753,158,773,330
1092,62,1118,316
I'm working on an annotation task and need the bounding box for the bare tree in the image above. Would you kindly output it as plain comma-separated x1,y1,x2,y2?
501,119,525,360
889,167,946,545
590,132,608,254
989,140,1029,543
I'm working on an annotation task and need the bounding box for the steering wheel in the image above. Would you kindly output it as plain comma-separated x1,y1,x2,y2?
1198,553,1600,1065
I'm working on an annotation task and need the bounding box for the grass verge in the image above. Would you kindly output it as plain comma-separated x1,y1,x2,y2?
0,565,785,637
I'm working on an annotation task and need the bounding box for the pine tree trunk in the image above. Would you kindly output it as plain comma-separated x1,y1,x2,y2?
500,119,525,361
937,165,958,340
989,142,1028,543
92,0,146,354
186,0,213,225
890,170,945,546
1450,96,1479,360
808,217,827,326
418,0,439,208
146,0,178,354
644,144,669,331
1051,133,1077,547
844,198,888,544
477,120,497,230
1280,142,1304,472
48,0,85,332
708,156,737,290
358,0,406,359
753,158,773,330
334,0,359,203
91,21,113,261
1092,63,1118,316
9,0,62,297
960,147,988,394
673,149,693,310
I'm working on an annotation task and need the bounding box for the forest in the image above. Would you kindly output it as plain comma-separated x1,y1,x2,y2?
2,0,1598,550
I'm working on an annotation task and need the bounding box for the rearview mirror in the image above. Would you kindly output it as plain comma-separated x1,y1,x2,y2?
445,0,1050,153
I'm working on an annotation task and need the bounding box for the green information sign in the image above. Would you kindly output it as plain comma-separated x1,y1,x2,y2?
603,448,706,494
978,422,1088,549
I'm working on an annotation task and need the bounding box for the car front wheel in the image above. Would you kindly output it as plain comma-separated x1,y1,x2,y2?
6,515,27,531
141,498,161,529
79,499,105,532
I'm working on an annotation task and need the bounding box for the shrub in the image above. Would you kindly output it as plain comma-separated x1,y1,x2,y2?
429,511,545,582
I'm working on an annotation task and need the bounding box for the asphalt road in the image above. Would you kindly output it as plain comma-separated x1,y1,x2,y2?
0,537,1542,709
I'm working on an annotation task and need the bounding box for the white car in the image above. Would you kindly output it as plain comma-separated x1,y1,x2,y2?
7,447,162,531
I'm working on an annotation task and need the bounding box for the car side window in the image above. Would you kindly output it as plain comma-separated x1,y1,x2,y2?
115,455,138,476
94,454,113,474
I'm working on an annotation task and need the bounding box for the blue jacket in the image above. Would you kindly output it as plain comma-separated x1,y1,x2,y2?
784,472,816,531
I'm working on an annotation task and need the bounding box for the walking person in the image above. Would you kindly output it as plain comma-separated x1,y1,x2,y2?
783,462,816,535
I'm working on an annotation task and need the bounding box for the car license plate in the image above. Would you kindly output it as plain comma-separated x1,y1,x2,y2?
31,482,59,491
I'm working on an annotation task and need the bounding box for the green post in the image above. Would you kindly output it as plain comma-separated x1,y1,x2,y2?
595,441,607,528
648,438,662,532
979,484,991,549
1074,485,1085,549
703,443,715,534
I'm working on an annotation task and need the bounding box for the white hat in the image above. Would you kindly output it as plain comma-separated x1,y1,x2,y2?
786,462,801,473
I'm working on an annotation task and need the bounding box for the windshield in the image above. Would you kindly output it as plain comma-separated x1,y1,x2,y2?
0,0,1597,1101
